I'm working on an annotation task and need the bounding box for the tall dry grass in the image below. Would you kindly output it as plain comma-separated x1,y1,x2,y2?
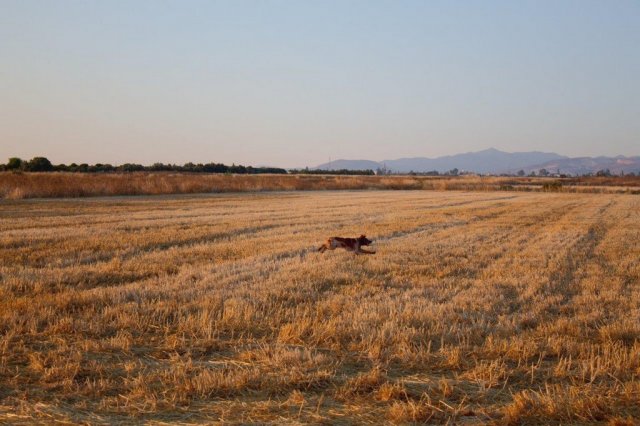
1,172,639,199
1,191,639,423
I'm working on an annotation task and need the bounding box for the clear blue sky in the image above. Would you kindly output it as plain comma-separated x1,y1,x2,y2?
1,0,638,167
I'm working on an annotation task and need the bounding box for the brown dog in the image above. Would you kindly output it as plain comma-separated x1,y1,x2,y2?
318,235,376,255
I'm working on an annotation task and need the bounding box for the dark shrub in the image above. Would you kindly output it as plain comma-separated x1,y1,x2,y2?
25,157,53,172
7,157,24,170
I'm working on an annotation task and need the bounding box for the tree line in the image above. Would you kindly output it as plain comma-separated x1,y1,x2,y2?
1,157,288,174
4,157,630,177
1,157,380,175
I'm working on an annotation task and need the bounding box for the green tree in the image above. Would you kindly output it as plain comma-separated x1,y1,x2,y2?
26,157,53,172
7,157,23,170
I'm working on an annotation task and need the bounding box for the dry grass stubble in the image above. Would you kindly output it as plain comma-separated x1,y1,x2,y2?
1,190,639,424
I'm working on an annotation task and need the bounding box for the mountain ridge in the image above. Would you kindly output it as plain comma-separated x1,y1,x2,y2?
519,155,640,175
315,148,640,175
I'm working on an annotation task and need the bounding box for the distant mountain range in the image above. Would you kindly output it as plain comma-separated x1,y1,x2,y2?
518,156,640,176
315,148,640,175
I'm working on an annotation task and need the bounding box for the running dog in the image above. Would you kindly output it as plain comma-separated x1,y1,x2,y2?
318,235,376,255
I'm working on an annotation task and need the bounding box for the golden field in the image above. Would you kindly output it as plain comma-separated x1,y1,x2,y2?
1,190,639,424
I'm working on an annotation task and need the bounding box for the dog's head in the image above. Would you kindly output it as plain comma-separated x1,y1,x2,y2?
358,234,373,246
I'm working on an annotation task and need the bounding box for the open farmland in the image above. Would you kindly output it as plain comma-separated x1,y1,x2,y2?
1,191,639,424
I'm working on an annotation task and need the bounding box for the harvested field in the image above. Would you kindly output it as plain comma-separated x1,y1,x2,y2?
1,191,639,424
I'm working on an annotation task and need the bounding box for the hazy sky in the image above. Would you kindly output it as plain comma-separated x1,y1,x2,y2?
1,1,639,167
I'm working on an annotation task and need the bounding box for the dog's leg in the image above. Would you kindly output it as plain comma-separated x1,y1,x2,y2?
358,248,376,254
319,239,336,253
